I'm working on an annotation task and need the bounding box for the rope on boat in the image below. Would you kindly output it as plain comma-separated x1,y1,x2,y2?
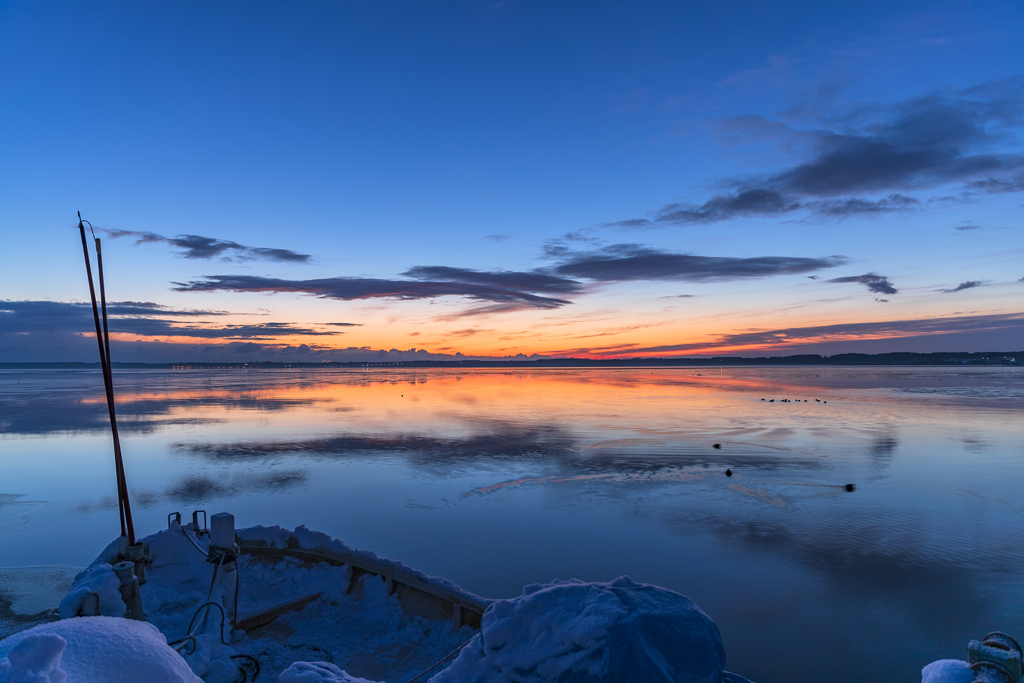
405,636,475,683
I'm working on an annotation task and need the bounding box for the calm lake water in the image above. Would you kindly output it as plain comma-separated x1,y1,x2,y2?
2,366,1023,682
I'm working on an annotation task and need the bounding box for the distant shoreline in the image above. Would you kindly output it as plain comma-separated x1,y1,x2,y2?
1,351,1020,369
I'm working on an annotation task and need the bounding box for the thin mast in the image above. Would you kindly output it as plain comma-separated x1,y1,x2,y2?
78,214,135,544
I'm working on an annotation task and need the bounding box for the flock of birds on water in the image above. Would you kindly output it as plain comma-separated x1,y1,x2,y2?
760,398,826,403
711,396,855,492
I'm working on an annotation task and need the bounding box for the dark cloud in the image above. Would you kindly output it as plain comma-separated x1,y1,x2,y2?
552,244,845,282
403,266,582,295
104,229,311,263
963,171,1024,194
602,218,656,229
173,273,577,310
0,301,338,339
809,194,920,217
826,273,898,295
655,188,800,225
938,280,986,293
103,301,230,317
771,85,1024,196
956,224,982,231
484,234,511,242
610,80,1024,227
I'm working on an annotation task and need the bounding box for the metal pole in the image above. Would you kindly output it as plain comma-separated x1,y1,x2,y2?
95,236,134,543
78,215,134,543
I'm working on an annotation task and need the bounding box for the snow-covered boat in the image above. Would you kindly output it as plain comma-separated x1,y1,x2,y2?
0,511,760,683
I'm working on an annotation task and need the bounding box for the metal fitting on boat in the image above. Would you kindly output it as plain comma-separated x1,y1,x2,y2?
112,560,146,621
208,512,239,573
127,541,148,585
969,632,1022,683
80,591,99,617
210,512,235,550
192,510,208,535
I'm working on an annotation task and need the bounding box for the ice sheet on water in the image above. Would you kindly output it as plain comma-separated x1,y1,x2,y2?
0,566,80,617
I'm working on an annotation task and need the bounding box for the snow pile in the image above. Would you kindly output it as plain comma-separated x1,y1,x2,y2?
279,661,379,683
431,576,728,683
57,564,123,619
921,659,974,683
0,617,201,683
0,633,66,683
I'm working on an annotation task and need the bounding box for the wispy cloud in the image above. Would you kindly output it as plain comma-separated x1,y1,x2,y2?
938,280,986,293
809,194,920,217
104,229,311,263
0,300,338,339
551,244,845,282
606,79,1024,228
557,312,1024,357
173,272,579,311
826,273,898,295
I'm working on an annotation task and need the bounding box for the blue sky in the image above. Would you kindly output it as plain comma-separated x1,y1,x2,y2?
1,1,1022,362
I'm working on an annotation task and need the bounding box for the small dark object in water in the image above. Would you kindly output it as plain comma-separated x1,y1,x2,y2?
713,443,721,449
769,399,774,402
725,469,733,477
845,483,855,492
815,399,820,402
824,401,827,404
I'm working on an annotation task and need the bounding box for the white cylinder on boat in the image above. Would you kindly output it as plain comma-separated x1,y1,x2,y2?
210,512,235,548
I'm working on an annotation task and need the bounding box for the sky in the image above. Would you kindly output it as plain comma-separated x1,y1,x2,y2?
1,0,1022,363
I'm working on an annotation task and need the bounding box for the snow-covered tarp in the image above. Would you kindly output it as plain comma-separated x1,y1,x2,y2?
432,576,733,683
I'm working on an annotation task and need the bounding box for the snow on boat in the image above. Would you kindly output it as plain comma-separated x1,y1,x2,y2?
2,513,1021,682
1,512,760,683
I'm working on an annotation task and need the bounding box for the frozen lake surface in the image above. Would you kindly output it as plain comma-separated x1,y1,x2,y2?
2,366,1023,683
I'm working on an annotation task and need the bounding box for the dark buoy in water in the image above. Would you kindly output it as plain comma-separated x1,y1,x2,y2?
725,469,733,477
713,443,721,449
845,483,855,492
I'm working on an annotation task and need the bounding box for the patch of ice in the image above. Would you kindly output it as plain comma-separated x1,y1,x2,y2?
0,566,81,617
0,617,200,683
921,659,974,683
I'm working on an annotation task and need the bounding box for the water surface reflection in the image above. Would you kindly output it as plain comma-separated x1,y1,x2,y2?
1,367,1023,683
